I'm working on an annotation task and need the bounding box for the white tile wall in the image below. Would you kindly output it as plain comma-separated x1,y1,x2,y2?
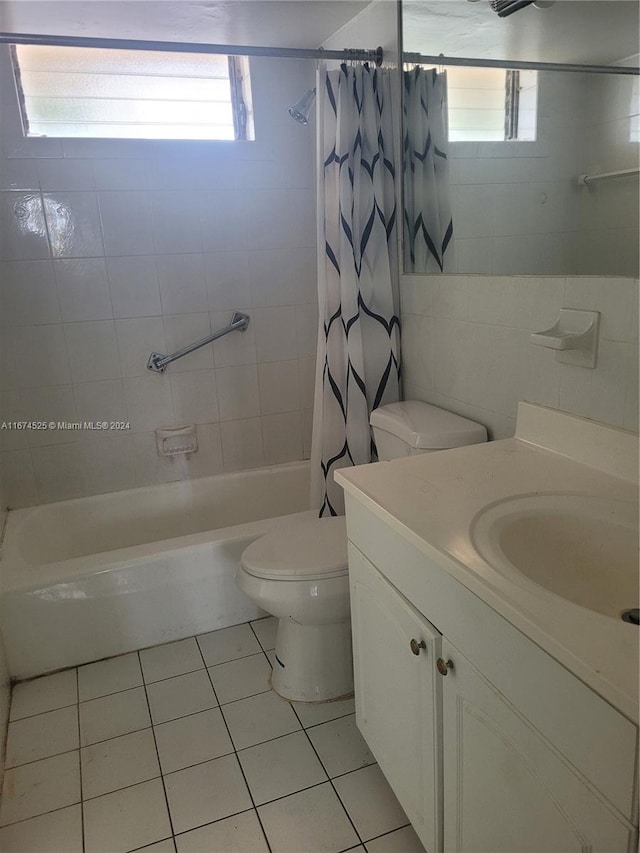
401,274,639,439
577,55,640,277
0,48,318,507
444,69,638,278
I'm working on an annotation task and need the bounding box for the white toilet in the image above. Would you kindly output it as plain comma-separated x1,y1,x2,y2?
236,401,487,703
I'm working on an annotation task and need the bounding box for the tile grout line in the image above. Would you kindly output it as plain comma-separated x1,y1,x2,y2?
127,835,176,853
5,744,84,773
75,668,86,853
202,625,274,853
138,649,178,847
9,678,351,770
8,698,78,724
0,802,86,833
2,626,402,850
244,619,377,848
288,690,366,850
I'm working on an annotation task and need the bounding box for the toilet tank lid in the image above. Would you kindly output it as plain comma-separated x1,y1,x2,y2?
370,401,487,449
241,516,348,579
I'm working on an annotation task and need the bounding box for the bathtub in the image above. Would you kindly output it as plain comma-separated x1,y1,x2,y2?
0,461,313,679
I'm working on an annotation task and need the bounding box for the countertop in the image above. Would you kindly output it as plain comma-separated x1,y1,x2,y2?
336,405,639,724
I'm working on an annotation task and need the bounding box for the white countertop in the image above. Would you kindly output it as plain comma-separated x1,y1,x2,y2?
336,404,639,724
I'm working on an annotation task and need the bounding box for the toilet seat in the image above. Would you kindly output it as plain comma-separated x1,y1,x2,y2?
241,517,347,581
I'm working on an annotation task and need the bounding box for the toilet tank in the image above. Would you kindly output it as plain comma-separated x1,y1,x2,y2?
370,401,487,460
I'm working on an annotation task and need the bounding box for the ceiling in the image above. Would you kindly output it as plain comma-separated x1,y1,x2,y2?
0,1,370,47
403,0,640,66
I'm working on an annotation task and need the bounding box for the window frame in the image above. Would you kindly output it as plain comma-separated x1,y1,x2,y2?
9,42,254,142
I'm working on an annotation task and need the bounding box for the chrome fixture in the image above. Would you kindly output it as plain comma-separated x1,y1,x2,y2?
147,311,250,373
289,88,316,125
490,0,536,17
404,52,640,76
578,167,640,187
0,32,383,66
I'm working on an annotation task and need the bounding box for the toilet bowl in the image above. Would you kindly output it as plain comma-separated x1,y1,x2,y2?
237,401,488,703
237,516,351,702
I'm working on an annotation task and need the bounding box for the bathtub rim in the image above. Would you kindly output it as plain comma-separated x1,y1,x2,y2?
1,460,313,592
1,508,317,595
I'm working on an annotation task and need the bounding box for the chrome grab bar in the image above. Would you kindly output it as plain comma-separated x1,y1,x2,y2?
577,167,640,187
147,311,250,373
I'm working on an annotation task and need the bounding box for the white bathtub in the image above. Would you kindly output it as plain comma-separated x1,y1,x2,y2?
0,461,312,679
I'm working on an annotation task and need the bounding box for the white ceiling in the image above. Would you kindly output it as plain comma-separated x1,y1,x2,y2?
403,0,640,66
0,1,370,48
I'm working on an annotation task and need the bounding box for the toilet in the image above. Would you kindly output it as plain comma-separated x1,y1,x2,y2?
236,401,488,702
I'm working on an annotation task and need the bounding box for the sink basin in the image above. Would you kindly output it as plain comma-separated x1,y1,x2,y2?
470,493,639,620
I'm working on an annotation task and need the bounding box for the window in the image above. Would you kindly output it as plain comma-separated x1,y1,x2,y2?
10,43,254,141
445,66,537,142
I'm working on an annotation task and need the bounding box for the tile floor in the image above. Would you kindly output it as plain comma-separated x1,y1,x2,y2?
0,617,426,853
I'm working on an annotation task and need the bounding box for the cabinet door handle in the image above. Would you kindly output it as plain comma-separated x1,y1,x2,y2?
437,657,454,676
410,638,426,655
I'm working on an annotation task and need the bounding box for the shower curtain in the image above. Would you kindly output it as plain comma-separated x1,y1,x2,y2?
310,63,401,517
403,67,454,273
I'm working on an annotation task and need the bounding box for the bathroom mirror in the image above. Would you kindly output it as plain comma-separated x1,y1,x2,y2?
401,0,640,277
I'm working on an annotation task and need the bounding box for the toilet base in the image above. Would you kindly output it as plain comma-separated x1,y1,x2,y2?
270,619,353,703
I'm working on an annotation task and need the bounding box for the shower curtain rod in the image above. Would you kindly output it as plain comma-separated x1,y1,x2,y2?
0,32,384,66
404,52,640,76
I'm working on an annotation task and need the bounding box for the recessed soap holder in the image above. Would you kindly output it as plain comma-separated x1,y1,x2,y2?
156,425,197,457
530,309,600,368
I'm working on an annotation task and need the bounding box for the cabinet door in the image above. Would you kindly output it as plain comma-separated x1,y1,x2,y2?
441,638,635,853
349,544,442,853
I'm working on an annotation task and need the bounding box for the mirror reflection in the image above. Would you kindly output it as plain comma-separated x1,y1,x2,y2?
401,0,640,277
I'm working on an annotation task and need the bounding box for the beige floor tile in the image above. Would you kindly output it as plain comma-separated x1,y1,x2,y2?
239,730,327,805
175,809,269,853
365,825,426,853
9,670,77,721
6,706,78,767
293,696,355,729
250,616,278,650
83,778,172,853
78,653,142,701
307,715,375,778
138,841,176,853
79,687,150,746
258,782,359,853
197,624,261,667
140,638,204,683
155,708,233,774
208,653,272,704
0,752,80,827
334,764,408,841
164,754,252,835
222,690,301,750
81,728,160,800
146,670,217,725
0,804,82,853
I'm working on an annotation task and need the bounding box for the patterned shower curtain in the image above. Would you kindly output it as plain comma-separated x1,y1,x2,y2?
310,63,401,517
403,67,454,273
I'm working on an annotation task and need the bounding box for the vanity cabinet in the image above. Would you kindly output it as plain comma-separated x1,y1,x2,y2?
348,543,638,853
441,637,633,853
350,547,442,853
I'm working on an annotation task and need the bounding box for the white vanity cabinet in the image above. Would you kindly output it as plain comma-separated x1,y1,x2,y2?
441,637,634,853
347,540,638,853
349,545,442,853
